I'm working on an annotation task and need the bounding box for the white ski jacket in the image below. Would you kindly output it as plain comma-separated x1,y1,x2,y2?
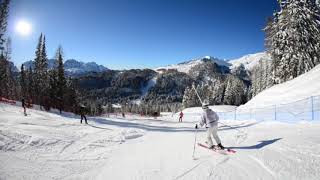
200,109,219,128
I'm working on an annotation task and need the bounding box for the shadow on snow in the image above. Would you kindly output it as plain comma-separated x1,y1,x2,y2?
89,117,259,133
228,138,282,150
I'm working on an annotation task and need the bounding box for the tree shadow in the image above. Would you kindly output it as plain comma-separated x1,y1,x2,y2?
87,123,113,130
228,138,282,150
90,117,207,133
218,121,262,132
89,117,261,133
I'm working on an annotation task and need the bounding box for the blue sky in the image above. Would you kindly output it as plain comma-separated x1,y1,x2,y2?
7,0,279,69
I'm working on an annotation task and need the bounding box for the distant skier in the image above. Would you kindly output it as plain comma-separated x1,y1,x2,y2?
179,111,184,122
21,98,27,116
195,100,224,150
79,105,88,124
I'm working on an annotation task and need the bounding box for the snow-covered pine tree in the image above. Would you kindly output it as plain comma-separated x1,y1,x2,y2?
0,0,10,50
223,76,234,105
41,35,49,92
27,67,35,101
250,66,259,97
267,0,320,83
0,39,15,99
63,78,78,113
212,81,225,105
0,53,9,97
0,0,11,98
33,34,49,109
224,75,246,106
56,46,66,113
182,85,201,108
49,69,58,108
182,86,191,108
258,60,264,92
265,59,273,88
33,34,43,104
233,78,246,106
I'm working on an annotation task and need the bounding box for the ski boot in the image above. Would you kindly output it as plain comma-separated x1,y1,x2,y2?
217,143,225,150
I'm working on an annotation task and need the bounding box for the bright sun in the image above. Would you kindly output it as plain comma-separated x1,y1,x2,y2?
15,20,32,36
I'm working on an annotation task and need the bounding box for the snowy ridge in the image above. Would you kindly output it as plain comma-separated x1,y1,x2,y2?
228,52,272,71
239,64,320,109
155,56,230,74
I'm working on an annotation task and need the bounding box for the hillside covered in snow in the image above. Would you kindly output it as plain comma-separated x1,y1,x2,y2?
228,52,272,71
155,56,231,74
239,64,320,109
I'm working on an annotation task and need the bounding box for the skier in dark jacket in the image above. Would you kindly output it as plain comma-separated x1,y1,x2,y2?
21,98,27,116
80,105,88,124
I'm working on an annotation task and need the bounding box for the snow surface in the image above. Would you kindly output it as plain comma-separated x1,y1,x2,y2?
1,103,320,180
239,64,320,110
228,52,272,71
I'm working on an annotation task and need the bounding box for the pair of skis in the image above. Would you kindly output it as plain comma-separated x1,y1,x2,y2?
197,143,236,155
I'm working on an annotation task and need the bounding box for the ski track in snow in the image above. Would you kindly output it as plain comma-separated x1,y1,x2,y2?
249,155,275,178
1,103,320,180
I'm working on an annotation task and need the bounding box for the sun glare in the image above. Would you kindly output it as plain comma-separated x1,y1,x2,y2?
15,20,32,36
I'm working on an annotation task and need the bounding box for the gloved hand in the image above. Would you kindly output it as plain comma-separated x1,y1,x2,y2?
195,124,198,129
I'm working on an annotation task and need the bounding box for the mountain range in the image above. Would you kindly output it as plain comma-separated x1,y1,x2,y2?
22,59,109,76
16,51,270,77
155,52,270,74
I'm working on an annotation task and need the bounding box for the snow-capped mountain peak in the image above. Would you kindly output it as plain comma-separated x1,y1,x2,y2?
228,52,272,71
22,59,109,76
155,56,231,74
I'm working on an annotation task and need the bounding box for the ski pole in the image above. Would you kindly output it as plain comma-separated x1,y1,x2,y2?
192,84,203,104
192,126,198,159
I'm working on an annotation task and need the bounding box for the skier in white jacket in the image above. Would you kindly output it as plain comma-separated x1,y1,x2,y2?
195,100,225,150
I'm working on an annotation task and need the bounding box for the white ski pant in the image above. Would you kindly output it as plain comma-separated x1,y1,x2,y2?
206,125,221,147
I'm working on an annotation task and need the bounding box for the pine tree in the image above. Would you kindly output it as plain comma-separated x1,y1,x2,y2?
0,0,10,98
27,67,35,102
63,78,77,113
33,34,43,104
224,75,246,106
33,34,49,109
0,42,15,98
0,0,10,50
266,0,320,83
49,69,58,109
20,64,27,98
56,46,66,113
223,77,234,105
0,53,8,97
182,87,191,108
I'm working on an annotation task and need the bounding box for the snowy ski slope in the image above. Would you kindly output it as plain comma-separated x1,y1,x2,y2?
1,103,320,180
